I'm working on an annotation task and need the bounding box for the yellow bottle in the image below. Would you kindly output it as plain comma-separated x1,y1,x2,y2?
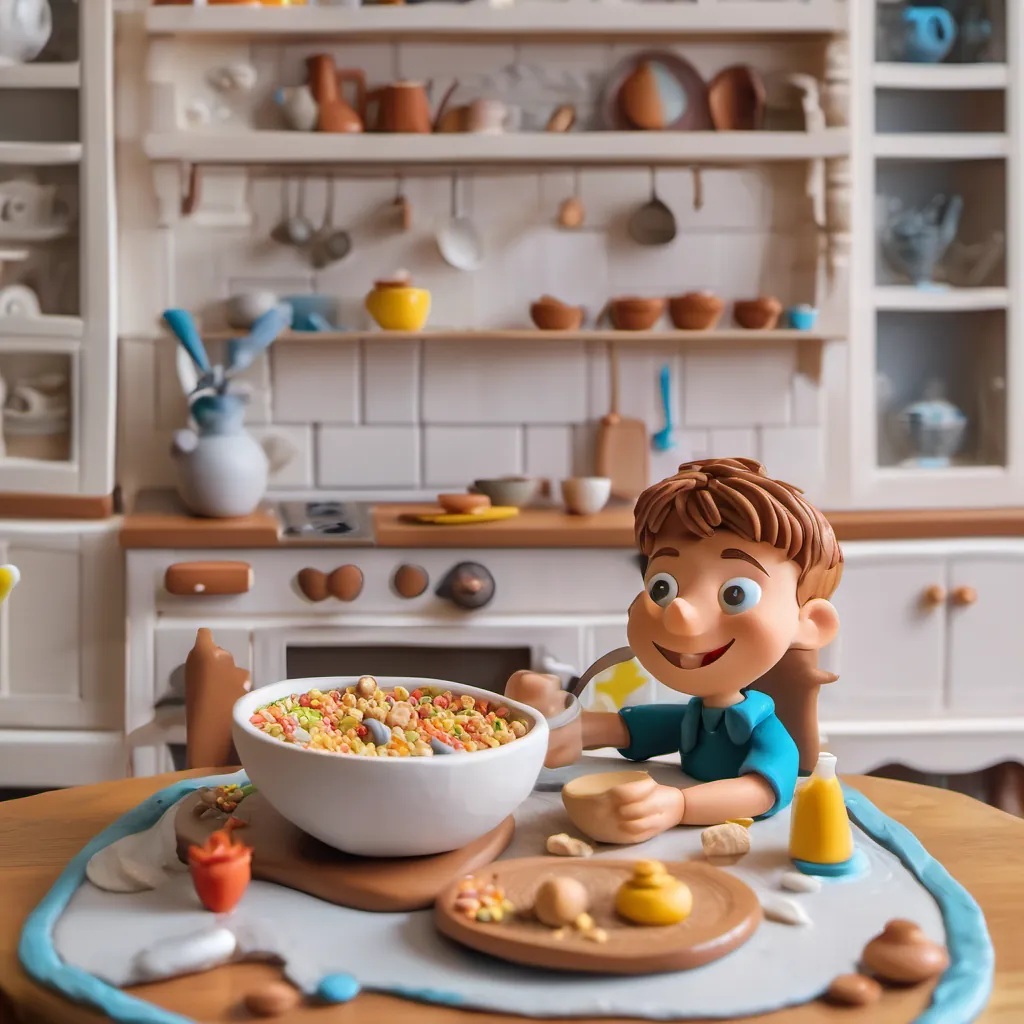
788,751,855,876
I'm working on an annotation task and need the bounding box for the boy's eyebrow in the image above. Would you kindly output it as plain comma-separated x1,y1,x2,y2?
722,548,769,576
650,547,680,560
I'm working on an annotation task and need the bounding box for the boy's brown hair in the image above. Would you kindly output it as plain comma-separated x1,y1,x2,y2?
633,458,843,771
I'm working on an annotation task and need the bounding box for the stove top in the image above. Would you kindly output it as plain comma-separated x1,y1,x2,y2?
276,500,375,543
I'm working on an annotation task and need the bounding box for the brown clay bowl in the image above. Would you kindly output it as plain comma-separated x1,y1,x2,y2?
734,296,783,330
708,65,767,131
668,291,725,331
562,770,652,844
531,297,585,331
438,493,491,515
610,297,666,331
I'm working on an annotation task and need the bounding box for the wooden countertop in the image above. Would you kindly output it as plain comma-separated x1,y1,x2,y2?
119,491,1024,549
1,770,1020,1023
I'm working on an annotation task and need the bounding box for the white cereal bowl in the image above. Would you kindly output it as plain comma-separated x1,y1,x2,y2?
232,676,548,858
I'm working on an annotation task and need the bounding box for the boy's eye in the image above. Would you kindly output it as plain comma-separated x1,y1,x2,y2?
719,577,762,615
647,572,678,607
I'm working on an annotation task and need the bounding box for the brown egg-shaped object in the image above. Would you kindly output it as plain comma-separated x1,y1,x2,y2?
296,568,328,602
393,564,429,599
328,565,363,602
619,61,664,130
243,981,303,1017
862,920,950,984
825,973,883,1007
533,876,590,928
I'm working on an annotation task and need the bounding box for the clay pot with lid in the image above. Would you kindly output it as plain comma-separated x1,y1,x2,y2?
365,272,431,331
530,295,584,331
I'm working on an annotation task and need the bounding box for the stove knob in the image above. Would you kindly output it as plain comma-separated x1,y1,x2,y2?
436,562,495,610
329,565,364,602
393,564,429,599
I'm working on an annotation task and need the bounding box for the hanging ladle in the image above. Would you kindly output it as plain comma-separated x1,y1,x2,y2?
627,167,677,246
271,177,314,248
436,173,484,272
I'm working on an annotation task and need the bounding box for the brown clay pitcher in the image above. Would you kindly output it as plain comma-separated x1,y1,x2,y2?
306,54,366,133
367,80,459,133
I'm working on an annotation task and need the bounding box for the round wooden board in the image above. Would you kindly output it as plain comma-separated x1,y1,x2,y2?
435,857,762,974
175,790,514,913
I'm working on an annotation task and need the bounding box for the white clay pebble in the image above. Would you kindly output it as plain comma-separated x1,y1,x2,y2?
133,927,237,982
546,833,594,858
781,871,822,894
701,822,751,858
759,893,812,927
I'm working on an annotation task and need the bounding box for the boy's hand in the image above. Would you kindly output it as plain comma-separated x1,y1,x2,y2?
609,776,685,842
505,670,582,769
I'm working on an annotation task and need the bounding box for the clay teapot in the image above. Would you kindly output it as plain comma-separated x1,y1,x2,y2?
306,54,366,133
367,79,460,133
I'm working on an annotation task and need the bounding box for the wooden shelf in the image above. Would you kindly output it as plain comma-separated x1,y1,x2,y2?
0,141,82,165
873,63,1009,90
145,0,848,38
144,130,850,169
873,133,1008,160
0,63,80,90
873,286,1009,312
0,315,83,340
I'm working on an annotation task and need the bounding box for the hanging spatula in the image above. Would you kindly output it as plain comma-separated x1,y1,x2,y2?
595,344,649,500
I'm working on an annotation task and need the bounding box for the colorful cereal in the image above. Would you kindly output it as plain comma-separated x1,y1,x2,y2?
250,676,529,757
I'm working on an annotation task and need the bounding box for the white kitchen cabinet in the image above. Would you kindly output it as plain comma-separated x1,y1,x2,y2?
947,554,1024,713
819,554,947,718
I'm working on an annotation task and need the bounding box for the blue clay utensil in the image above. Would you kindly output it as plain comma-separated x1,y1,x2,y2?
163,309,211,374
652,364,675,452
901,6,957,63
363,717,391,747
227,305,289,374
430,736,460,755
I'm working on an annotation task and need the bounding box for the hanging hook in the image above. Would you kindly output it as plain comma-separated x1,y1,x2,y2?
181,164,201,216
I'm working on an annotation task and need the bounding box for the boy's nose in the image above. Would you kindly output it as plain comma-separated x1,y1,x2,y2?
662,596,704,635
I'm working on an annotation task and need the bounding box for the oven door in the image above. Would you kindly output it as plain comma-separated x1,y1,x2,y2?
252,624,587,695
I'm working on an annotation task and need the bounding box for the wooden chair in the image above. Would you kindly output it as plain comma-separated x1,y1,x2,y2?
184,628,251,770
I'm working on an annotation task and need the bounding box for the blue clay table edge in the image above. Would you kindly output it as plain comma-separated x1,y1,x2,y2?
17,775,994,1024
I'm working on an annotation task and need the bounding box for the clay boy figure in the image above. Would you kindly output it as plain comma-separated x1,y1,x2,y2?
508,458,843,840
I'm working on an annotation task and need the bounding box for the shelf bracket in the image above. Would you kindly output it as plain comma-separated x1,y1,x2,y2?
182,163,201,217
796,338,824,386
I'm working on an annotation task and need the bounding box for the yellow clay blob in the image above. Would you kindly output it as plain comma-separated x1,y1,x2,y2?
365,284,431,332
615,860,693,926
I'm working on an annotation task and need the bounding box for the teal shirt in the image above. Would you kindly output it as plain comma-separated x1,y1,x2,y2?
617,690,799,819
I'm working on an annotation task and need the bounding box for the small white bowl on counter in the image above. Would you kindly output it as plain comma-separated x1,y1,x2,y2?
232,676,548,858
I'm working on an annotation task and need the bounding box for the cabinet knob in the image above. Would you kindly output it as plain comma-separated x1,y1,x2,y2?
952,585,978,607
921,584,946,608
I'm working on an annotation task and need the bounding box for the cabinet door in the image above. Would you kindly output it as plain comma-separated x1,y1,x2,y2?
0,530,121,728
948,555,1024,713
818,557,947,719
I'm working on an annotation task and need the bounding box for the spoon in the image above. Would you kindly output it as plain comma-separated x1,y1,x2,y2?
628,167,677,246
363,717,391,747
270,178,295,246
436,173,484,272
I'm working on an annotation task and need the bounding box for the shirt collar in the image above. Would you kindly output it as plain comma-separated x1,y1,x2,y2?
680,690,776,753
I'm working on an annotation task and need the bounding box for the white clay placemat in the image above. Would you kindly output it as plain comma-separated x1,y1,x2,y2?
53,758,944,1020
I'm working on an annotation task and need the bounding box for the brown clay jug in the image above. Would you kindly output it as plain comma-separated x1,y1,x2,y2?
367,80,459,133
306,54,366,133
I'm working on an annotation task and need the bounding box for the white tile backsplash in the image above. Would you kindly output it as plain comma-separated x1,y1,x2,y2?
251,424,314,489
317,426,420,488
364,341,420,425
423,426,523,487
709,428,759,460
525,425,574,483
272,342,360,424
760,425,825,497
422,341,587,424
683,349,795,428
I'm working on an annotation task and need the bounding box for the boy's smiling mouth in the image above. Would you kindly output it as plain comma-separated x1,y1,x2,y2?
654,640,735,670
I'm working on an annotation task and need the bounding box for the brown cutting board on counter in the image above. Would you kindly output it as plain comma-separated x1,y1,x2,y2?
596,344,649,500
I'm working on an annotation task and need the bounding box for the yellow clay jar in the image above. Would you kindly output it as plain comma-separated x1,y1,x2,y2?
615,860,693,926
365,277,431,332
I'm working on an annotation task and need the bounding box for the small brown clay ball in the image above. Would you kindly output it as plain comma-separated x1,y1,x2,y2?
356,675,377,698
862,919,950,985
533,876,590,928
825,973,883,1007
243,981,302,1017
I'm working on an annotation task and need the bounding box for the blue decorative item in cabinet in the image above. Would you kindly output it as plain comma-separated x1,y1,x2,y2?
901,6,958,62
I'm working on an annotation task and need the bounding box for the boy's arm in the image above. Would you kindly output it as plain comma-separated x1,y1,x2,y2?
678,775,775,826
581,710,631,749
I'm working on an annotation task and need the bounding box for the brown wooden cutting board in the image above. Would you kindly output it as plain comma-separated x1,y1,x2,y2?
596,344,649,500
175,790,514,913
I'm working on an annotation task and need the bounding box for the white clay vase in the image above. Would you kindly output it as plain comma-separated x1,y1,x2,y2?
172,394,294,519
0,0,53,65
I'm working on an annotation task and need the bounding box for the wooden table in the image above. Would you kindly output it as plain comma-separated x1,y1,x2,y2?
0,771,1021,1024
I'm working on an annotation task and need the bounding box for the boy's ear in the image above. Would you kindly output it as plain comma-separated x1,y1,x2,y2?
793,598,839,651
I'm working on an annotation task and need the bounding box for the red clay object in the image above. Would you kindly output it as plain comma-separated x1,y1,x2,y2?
188,829,253,913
